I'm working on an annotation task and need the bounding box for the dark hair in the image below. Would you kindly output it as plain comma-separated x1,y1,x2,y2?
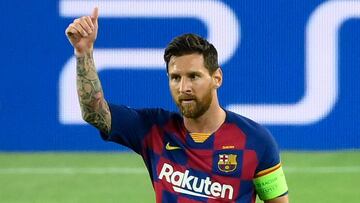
164,33,219,74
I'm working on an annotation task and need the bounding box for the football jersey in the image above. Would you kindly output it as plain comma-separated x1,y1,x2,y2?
100,104,284,203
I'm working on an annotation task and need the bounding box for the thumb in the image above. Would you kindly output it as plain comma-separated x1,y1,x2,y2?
91,7,99,25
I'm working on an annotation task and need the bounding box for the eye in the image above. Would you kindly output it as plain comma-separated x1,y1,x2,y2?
189,73,200,80
170,74,180,82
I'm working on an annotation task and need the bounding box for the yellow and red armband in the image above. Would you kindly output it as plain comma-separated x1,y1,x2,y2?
253,164,288,200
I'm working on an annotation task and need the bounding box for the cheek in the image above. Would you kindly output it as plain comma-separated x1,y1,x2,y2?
169,84,178,96
196,81,213,92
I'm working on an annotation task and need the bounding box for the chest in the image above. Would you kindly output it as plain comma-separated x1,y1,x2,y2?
146,127,259,181
160,135,259,180
149,133,258,201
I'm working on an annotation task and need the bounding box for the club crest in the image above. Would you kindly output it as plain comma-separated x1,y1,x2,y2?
218,154,237,173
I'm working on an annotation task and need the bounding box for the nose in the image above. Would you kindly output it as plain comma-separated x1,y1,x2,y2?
179,77,192,93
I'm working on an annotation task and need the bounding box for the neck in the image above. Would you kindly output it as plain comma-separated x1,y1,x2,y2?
183,96,226,134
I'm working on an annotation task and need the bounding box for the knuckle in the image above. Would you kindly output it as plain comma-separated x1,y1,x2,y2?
69,24,76,29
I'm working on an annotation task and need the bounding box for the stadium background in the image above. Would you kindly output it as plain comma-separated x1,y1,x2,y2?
0,0,359,202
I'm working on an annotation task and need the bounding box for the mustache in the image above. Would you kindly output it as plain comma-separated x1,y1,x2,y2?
178,94,196,101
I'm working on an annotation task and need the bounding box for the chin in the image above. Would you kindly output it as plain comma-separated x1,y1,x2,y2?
181,108,206,119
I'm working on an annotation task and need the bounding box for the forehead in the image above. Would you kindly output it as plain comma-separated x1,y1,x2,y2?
168,53,208,74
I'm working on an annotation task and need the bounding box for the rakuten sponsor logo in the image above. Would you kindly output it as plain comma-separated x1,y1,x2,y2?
158,163,234,200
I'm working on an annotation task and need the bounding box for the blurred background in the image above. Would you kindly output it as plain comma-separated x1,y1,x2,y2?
0,0,359,202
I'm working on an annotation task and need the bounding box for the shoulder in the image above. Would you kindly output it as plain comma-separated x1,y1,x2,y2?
108,103,182,125
226,111,281,170
225,110,279,159
138,107,183,125
225,110,273,142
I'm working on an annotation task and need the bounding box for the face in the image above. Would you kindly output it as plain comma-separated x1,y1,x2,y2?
168,53,219,118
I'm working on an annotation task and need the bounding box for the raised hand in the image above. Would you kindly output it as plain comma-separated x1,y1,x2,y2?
65,7,99,55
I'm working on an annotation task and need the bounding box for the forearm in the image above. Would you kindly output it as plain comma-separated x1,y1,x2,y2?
76,51,111,133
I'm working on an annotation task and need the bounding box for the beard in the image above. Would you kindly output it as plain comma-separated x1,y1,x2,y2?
175,89,213,119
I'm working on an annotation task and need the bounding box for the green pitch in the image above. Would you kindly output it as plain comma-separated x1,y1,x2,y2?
0,151,359,203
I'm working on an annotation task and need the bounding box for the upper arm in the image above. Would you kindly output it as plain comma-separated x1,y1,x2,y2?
100,104,172,154
253,127,288,201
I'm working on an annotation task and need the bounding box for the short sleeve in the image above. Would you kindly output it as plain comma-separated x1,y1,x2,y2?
256,128,281,173
100,103,171,154
253,128,288,200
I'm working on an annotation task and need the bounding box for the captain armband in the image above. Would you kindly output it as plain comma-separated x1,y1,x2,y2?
253,164,288,200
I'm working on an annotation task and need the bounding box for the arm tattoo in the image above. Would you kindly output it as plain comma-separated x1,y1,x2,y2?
76,52,111,133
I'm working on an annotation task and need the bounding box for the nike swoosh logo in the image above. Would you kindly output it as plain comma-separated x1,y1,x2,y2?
165,142,181,150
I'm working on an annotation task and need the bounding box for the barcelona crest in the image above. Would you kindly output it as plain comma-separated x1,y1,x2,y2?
218,154,238,173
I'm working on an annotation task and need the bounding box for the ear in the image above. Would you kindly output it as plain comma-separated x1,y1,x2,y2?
212,67,223,89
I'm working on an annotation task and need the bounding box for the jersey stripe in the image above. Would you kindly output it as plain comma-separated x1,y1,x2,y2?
255,163,281,178
189,132,212,143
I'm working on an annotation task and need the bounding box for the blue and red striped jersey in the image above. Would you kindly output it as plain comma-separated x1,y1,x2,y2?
100,104,281,203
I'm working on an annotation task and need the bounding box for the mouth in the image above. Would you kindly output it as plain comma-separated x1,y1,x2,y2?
178,96,196,104
180,99,195,104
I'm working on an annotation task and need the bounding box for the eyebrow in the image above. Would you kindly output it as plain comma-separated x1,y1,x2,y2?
169,70,203,77
186,70,204,76
169,73,179,77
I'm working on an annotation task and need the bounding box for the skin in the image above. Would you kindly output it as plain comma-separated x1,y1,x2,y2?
266,195,289,203
65,7,289,203
65,7,111,134
167,53,225,134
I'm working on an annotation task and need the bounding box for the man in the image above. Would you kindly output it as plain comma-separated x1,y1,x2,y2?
65,8,289,203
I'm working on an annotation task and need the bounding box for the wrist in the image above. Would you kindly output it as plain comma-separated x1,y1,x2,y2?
74,47,93,57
